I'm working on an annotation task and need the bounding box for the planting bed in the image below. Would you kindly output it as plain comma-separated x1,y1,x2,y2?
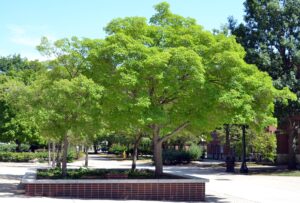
22,168,208,201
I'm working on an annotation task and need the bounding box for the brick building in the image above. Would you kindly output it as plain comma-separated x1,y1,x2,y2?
276,115,300,164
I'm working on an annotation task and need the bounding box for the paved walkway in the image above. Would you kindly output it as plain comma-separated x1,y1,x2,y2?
1,155,300,202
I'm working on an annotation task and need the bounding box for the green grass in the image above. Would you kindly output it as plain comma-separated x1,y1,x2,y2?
249,169,300,176
266,170,300,176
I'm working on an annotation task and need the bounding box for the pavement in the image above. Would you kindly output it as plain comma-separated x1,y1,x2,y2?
0,155,300,203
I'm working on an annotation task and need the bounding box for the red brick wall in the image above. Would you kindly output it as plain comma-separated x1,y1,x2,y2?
24,182,205,201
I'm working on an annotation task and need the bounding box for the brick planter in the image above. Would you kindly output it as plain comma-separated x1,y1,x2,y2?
22,170,208,201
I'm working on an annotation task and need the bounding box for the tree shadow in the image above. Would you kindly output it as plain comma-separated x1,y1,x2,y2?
205,194,231,203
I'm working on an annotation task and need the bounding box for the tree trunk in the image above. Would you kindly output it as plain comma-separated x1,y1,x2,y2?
288,129,297,170
93,143,98,154
85,146,89,167
153,126,163,177
131,135,142,171
56,143,61,168
48,142,51,166
225,124,235,172
52,142,56,168
240,125,248,173
61,135,69,177
15,139,21,152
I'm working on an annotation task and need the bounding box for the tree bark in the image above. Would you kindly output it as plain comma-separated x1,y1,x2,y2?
240,125,248,173
52,142,56,168
225,124,235,172
131,134,142,171
93,143,98,154
15,139,21,152
61,134,69,177
153,126,163,177
48,142,51,166
84,146,89,167
55,143,61,168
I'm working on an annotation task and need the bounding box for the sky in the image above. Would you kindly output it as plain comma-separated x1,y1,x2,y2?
0,0,245,60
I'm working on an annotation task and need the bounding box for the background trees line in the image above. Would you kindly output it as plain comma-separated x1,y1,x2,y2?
0,2,296,176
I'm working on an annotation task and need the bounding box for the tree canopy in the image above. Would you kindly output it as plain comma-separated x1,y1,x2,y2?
85,2,295,176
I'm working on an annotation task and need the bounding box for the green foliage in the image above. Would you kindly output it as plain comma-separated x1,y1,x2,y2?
19,144,30,152
0,56,46,145
0,143,30,152
162,144,202,165
0,143,17,152
37,168,168,179
162,150,191,165
108,143,127,155
249,132,277,162
229,0,300,121
0,149,77,163
139,137,152,155
187,143,202,161
215,125,277,162
0,152,47,162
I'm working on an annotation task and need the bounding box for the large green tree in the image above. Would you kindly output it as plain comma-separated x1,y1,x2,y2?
86,2,294,176
0,55,46,150
229,0,300,169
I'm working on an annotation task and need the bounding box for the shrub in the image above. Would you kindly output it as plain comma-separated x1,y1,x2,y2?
0,143,31,152
0,151,77,162
187,144,202,161
108,143,127,155
67,149,77,162
162,150,191,165
0,143,17,152
19,144,31,152
0,152,36,162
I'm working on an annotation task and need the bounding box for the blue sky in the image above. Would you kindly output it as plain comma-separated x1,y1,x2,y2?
0,0,245,60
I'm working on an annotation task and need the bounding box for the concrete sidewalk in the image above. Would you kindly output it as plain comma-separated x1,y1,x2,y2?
1,154,300,202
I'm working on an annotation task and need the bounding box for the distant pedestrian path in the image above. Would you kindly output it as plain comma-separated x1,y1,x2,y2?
0,154,300,202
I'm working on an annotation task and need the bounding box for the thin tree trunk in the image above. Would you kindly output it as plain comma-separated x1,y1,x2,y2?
56,143,61,168
52,142,56,168
225,124,234,172
85,146,89,167
61,135,69,177
131,134,142,171
93,143,98,154
15,139,21,152
48,142,51,166
240,125,248,173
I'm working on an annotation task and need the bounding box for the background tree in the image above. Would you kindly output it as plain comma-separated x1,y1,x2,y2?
229,0,300,169
0,55,46,151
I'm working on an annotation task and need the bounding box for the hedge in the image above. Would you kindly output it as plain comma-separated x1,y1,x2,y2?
0,150,77,162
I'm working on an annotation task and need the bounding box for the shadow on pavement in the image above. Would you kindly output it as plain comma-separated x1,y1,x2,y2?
205,194,231,203
0,183,24,197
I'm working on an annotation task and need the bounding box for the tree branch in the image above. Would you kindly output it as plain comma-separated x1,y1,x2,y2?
160,121,190,143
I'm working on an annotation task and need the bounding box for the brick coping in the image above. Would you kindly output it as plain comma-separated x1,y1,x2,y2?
21,169,209,184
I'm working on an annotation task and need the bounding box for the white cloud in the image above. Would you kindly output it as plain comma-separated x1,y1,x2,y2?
6,24,57,61
8,24,56,48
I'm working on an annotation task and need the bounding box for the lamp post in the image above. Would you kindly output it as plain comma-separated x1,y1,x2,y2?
240,125,248,173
